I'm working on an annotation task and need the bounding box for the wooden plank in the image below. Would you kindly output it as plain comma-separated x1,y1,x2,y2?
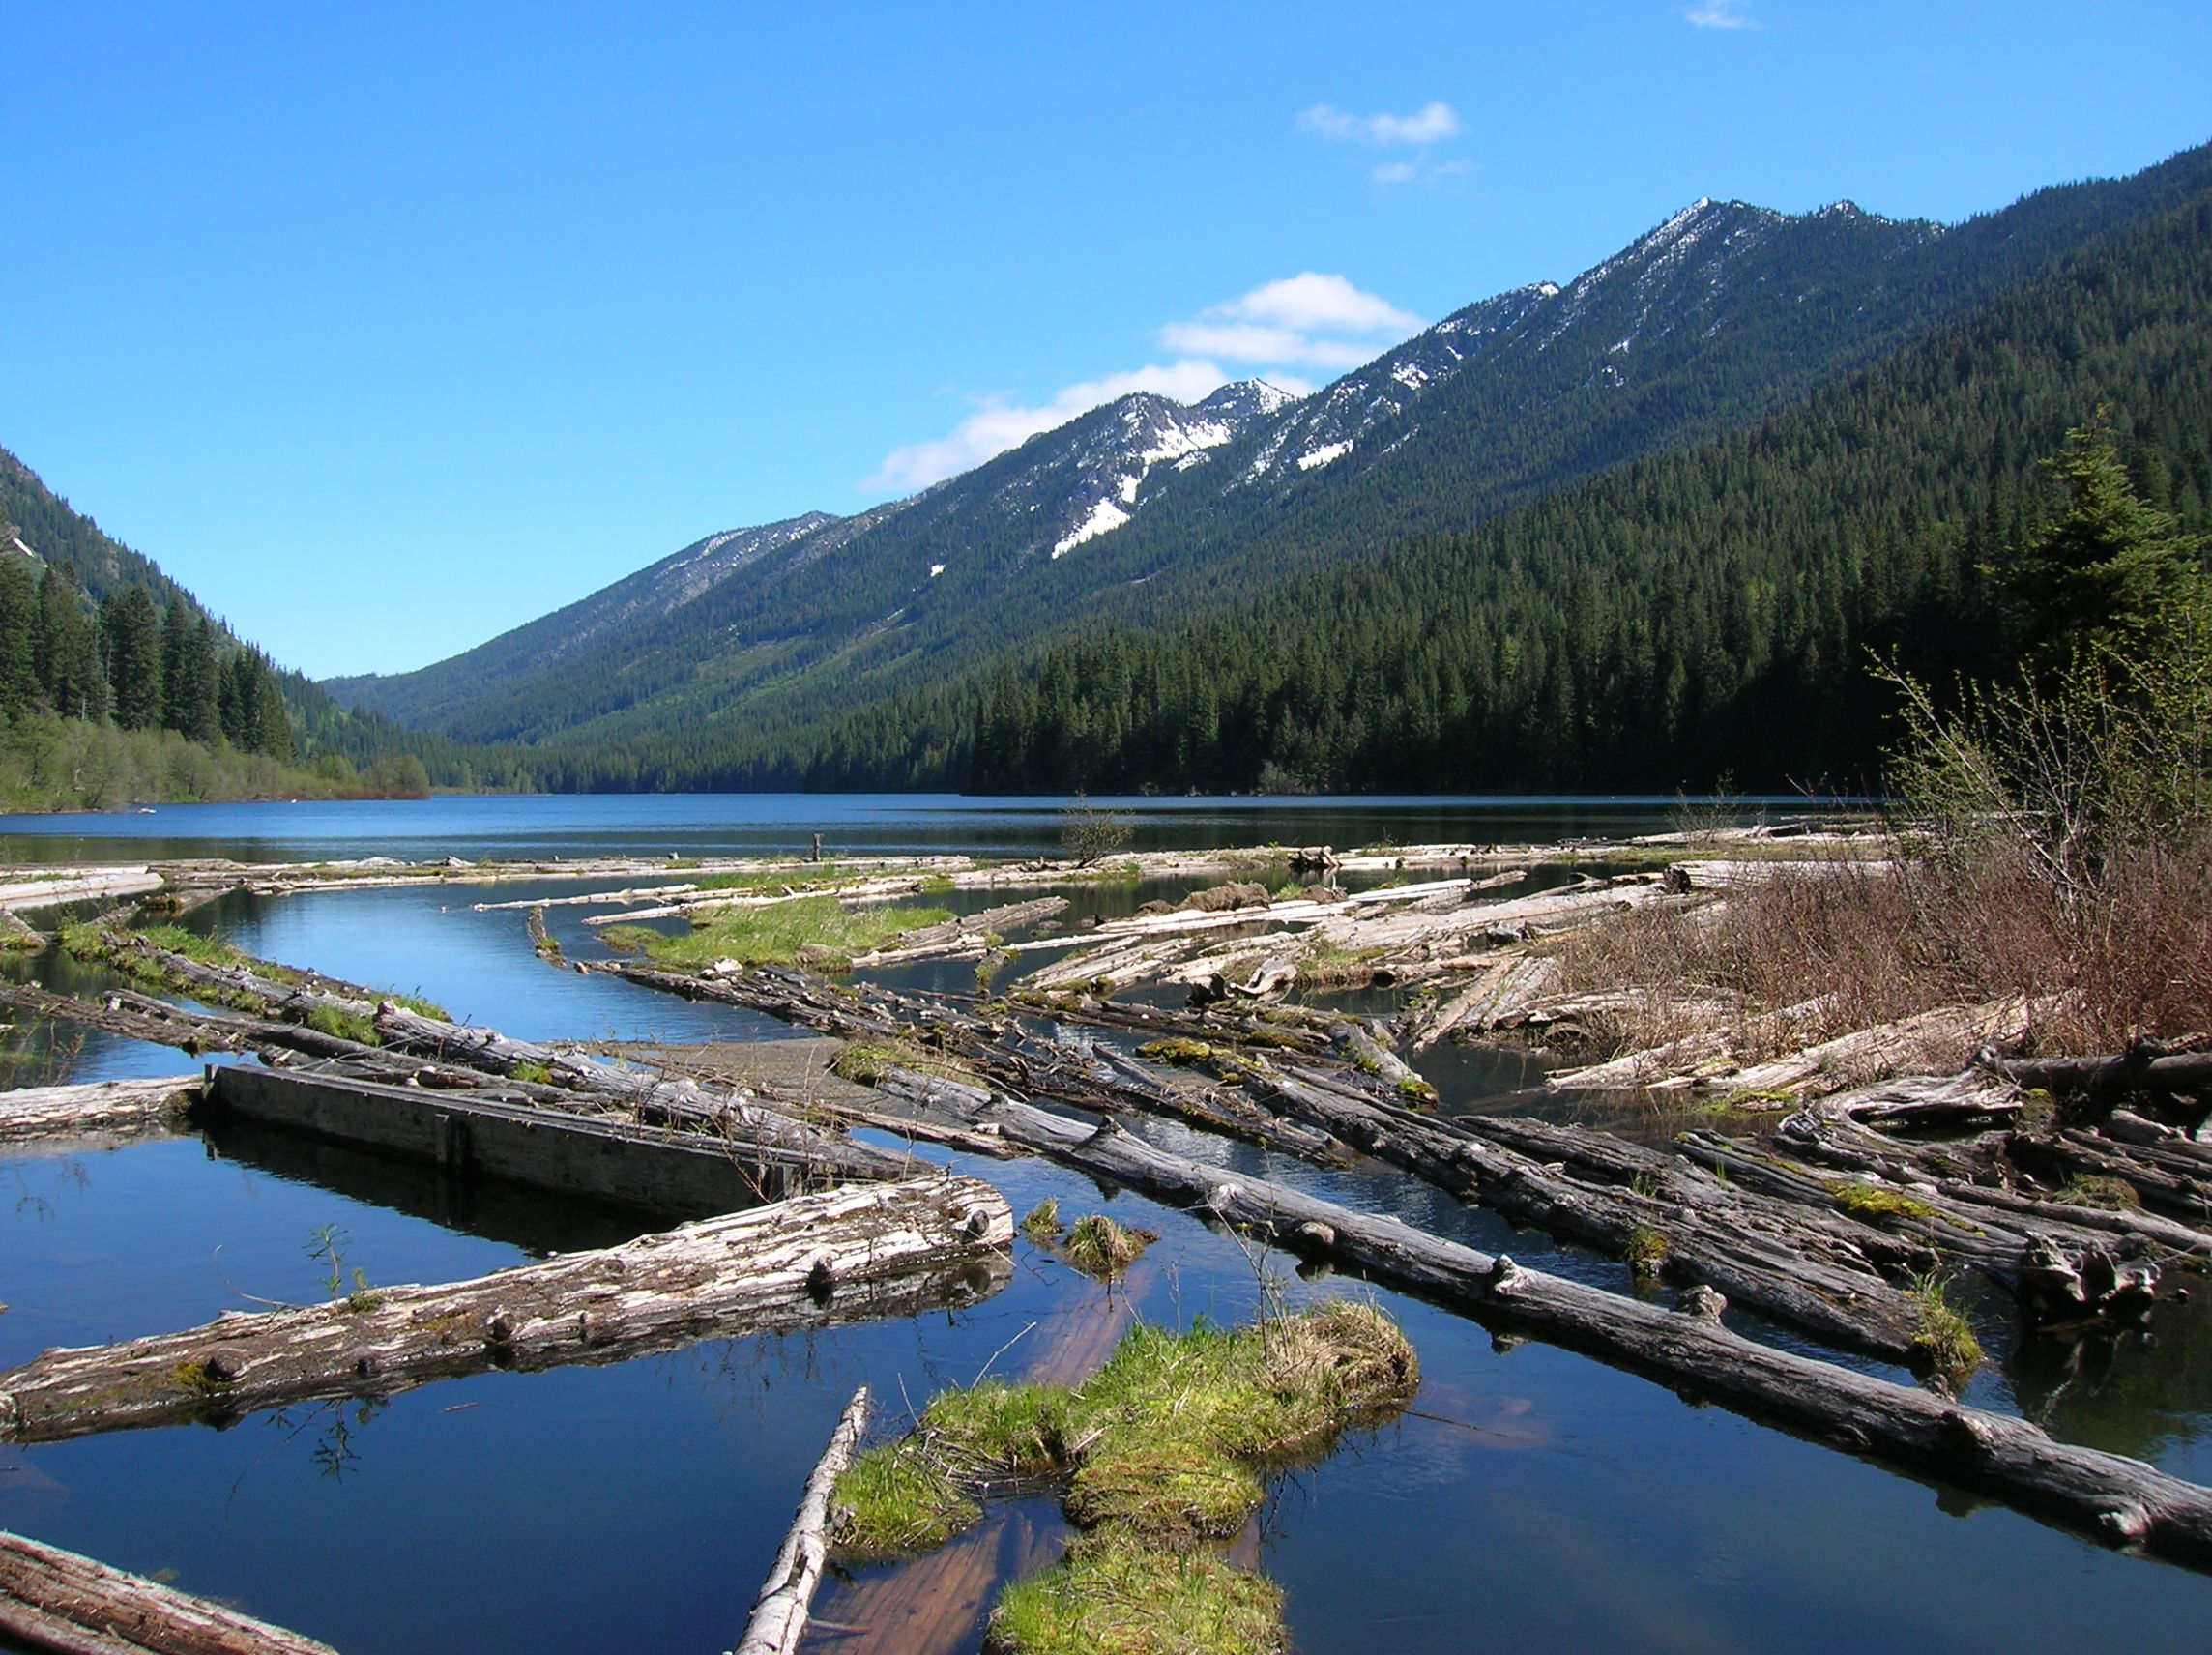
0,1527,338,1655
206,1065,915,1217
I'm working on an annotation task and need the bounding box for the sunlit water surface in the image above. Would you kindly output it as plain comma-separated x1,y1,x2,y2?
0,795,2205,1655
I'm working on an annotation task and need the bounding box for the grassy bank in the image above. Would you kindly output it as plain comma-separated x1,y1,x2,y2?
602,892,953,973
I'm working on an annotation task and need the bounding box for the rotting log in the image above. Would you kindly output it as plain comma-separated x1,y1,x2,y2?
732,1385,871,1655
932,1089,2212,1569
0,1528,338,1655
0,1176,1011,1444
0,1077,203,1145
2002,1049,2212,1098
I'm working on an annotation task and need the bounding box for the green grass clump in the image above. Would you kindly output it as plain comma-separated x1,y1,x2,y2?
306,1006,378,1044
1396,1073,1441,1105
1827,1180,1940,1223
988,1538,1285,1655
1020,1198,1062,1244
1059,1214,1155,1282
1626,1223,1671,1281
511,1060,556,1086
605,895,953,973
1906,1271,1983,1392
690,863,856,892
924,1380,1067,1477
1137,1037,1215,1066
2055,1174,2140,1210
831,1441,982,1559
830,1038,976,1088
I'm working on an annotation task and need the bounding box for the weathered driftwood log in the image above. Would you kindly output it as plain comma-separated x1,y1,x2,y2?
1252,1068,1926,1360
2002,1049,2212,1097
0,1077,203,1145
933,1089,2212,1568
0,1528,338,1655
1,1176,1010,1444
849,897,1069,967
0,867,165,914
732,1385,871,1655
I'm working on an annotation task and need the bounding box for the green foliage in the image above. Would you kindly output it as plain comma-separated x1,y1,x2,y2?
1058,1214,1154,1282
989,1538,1285,1655
306,1006,378,1044
830,1441,981,1559
2054,1174,2142,1211
1061,792,1135,866
1020,1198,1062,1243
1626,1223,1672,1281
1906,1271,1984,1392
1827,1180,1940,1223
612,896,953,973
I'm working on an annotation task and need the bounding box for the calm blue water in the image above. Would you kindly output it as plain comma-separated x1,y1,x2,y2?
2,795,2205,1655
0,790,1826,865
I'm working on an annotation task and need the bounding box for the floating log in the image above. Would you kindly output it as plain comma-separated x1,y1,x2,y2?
0,1528,338,1655
1,1176,1011,1444
0,867,165,914
732,1385,871,1655
929,1089,2212,1569
0,1077,203,1145
1251,1066,1925,1360
849,897,1070,967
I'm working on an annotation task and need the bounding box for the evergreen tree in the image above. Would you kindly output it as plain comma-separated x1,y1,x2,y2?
161,605,219,741
160,599,195,732
0,556,38,716
101,584,164,731
1994,417,2205,674
33,566,107,720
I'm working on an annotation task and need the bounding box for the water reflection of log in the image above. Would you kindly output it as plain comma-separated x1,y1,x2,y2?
0,1527,339,1655
938,1090,2212,1570
0,1176,1012,1445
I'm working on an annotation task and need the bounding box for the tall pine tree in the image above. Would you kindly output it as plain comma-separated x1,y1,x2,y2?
33,566,107,720
101,584,164,731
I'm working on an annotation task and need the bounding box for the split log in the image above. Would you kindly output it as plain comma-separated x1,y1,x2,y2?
1251,1068,1925,1360
0,1528,338,1655
1,1176,1011,1444
732,1385,871,1655
0,1077,202,1145
935,1089,2212,1569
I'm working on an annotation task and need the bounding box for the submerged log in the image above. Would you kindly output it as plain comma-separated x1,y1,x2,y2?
0,1176,1011,1444
732,1385,871,1655
932,1089,2212,1569
0,1528,338,1655
0,1077,203,1145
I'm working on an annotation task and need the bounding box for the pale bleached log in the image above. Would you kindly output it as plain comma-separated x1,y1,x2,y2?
0,1176,1010,1444
848,897,1070,966
0,1077,202,1144
731,1385,871,1655
0,1528,338,1655
0,868,164,914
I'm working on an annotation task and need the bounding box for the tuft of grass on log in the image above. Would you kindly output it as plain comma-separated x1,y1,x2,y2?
601,895,953,974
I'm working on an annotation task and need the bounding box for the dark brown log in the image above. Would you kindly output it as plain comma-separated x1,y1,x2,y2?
733,1385,871,1655
0,1176,1011,1444
0,1528,338,1655
936,1089,2212,1569
2003,1050,2212,1096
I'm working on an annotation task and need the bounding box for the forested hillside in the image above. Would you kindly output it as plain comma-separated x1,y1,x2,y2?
330,142,2212,795
0,449,460,807
813,183,2212,795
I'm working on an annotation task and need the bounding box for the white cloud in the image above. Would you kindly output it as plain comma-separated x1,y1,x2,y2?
1161,274,1420,368
867,361,1233,492
1299,101,1460,146
864,275,1417,493
1686,0,1758,26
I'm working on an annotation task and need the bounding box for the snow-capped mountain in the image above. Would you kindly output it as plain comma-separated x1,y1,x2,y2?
330,143,2209,749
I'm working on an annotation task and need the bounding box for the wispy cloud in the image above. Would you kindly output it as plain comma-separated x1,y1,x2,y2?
1686,0,1758,27
1299,100,1468,186
1297,101,1460,146
1161,274,1422,368
864,274,1419,493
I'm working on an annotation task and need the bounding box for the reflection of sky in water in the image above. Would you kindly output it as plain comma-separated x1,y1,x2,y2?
0,790,1832,865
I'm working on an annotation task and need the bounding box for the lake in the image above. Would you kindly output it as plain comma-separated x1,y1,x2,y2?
2,794,2205,1655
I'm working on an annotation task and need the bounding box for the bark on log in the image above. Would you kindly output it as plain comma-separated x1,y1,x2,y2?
0,1176,1010,1444
731,1385,871,1655
0,1529,338,1655
935,1089,2212,1569
2002,1050,2212,1096
0,1078,203,1145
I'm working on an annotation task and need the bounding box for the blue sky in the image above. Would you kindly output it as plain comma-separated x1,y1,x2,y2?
2,2,2208,679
